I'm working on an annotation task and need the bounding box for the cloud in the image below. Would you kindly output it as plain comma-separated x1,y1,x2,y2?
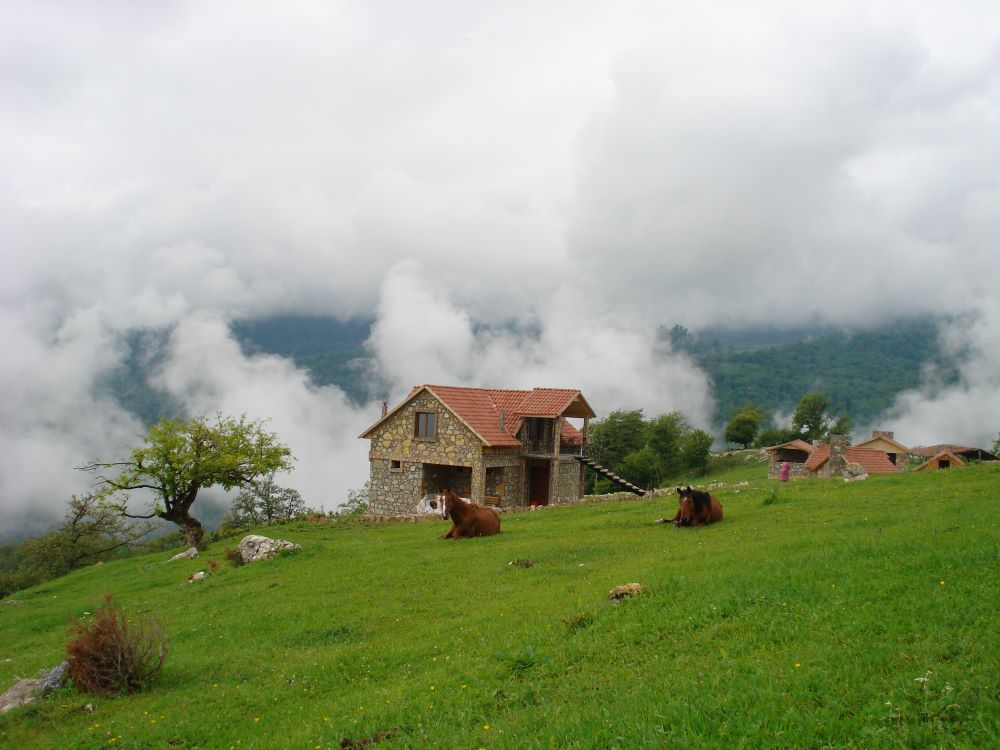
2,1,1000,533
369,261,714,425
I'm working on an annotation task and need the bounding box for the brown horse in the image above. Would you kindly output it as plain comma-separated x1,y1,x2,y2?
438,487,501,539
671,486,723,526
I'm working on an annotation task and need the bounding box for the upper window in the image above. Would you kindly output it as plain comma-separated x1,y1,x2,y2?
415,411,437,439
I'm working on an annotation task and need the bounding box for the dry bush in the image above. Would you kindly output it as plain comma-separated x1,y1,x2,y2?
66,594,167,696
224,547,244,567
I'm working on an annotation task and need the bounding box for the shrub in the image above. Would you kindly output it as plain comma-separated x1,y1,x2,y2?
66,594,167,696
224,547,244,567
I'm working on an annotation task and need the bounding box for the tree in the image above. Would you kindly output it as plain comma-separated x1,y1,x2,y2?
229,473,304,527
82,415,293,549
993,433,1000,457
724,411,761,449
647,412,687,476
587,410,648,468
619,447,663,490
790,392,851,443
21,494,154,577
679,429,714,475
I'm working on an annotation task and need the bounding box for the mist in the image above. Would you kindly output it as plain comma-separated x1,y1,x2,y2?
3,0,999,535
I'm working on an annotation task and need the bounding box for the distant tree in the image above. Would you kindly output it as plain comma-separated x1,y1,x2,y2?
647,412,687,475
993,433,1000,456
341,482,370,516
724,411,762,449
21,494,154,577
680,429,714,475
619,447,663,490
755,425,797,448
790,392,851,443
82,415,293,550
228,474,304,527
587,410,648,468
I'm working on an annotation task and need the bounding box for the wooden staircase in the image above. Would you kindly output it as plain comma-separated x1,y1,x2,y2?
575,455,646,496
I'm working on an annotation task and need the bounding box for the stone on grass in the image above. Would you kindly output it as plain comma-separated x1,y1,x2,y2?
167,547,199,562
187,571,208,583
0,661,68,715
236,534,302,565
608,583,644,601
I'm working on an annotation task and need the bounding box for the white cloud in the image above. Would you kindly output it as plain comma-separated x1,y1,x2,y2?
2,1,1000,531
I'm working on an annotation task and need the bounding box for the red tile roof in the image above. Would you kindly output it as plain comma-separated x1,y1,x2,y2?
361,385,593,447
804,443,898,473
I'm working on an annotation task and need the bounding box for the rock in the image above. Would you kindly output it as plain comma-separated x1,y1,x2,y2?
608,583,644,601
0,662,67,715
236,535,302,565
0,679,44,714
83,703,95,713
843,462,869,482
187,571,208,582
168,547,199,562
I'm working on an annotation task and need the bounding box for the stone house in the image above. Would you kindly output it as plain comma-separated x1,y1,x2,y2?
766,435,897,478
359,385,596,516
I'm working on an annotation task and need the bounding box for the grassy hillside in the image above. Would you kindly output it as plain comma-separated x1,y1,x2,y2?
3,465,999,749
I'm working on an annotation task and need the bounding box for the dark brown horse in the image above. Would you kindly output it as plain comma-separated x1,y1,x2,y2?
671,486,723,526
438,487,501,539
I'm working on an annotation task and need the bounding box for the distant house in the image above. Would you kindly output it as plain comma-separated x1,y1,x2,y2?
910,444,999,463
912,450,966,472
766,435,897,479
359,385,596,516
852,431,910,468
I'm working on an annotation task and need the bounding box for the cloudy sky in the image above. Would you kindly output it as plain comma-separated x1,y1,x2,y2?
3,1,999,532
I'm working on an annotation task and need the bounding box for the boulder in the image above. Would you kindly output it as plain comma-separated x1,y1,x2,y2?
0,661,67,715
236,535,302,565
167,547,199,562
187,571,208,583
0,679,44,714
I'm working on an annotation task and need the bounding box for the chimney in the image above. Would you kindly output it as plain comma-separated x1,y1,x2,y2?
873,430,894,440
498,409,506,431
829,434,848,474
381,400,388,418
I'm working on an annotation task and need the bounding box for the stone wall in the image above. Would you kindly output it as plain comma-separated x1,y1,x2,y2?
555,458,583,502
768,460,811,479
367,390,484,513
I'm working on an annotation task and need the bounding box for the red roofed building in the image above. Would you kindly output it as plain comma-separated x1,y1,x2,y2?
359,385,596,515
766,434,898,479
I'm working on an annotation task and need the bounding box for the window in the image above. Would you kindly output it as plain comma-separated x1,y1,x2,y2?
415,412,437,439
390,459,402,471
939,459,950,469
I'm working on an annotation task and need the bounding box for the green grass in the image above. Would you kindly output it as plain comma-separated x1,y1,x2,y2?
2,464,999,749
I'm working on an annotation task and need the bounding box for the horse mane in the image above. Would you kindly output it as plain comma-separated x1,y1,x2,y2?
686,487,712,515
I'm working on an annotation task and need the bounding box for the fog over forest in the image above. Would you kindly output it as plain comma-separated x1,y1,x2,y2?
3,1,999,535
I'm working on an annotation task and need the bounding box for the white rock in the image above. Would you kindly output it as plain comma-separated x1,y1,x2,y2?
187,571,208,582
168,547,199,562
0,679,44,714
236,535,302,564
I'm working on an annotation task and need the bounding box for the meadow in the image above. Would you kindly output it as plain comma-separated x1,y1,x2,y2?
2,462,999,749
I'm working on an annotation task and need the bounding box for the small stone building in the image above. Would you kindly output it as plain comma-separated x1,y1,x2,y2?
359,385,596,516
766,435,897,478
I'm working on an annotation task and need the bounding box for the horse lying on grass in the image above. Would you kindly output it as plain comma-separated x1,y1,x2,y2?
438,487,501,539
671,486,723,526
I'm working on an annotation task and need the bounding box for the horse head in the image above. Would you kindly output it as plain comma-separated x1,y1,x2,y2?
438,487,458,520
674,486,695,525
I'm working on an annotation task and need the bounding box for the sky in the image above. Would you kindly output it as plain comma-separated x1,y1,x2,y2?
2,0,999,534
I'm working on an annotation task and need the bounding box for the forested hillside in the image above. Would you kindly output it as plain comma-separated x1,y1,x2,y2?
105,316,949,430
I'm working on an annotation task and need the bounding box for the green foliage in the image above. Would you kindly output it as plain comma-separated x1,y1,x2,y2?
618,447,663,490
21,494,154,578
791,391,851,443
696,322,954,429
226,473,305,528
3,465,999,748
84,414,294,549
992,432,999,456
724,410,762,448
587,410,648,468
679,429,714,475
755,425,797,448
340,482,371,516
